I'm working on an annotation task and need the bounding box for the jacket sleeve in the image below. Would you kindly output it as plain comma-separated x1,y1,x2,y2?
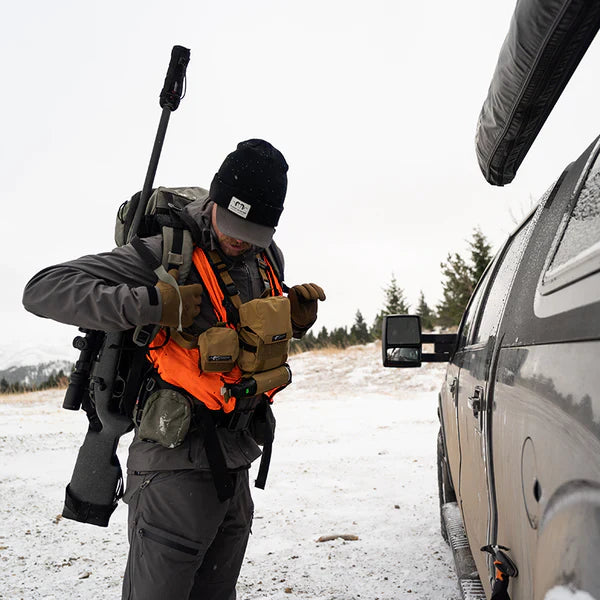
22,237,164,332
270,240,306,339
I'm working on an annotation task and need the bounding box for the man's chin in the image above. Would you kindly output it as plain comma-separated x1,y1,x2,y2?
222,243,250,257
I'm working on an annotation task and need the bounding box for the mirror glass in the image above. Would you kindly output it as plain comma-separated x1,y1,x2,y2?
385,315,420,345
385,347,420,363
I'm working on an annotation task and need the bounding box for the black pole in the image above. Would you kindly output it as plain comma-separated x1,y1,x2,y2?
127,45,190,243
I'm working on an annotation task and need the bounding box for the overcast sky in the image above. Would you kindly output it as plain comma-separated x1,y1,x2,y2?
4,0,600,354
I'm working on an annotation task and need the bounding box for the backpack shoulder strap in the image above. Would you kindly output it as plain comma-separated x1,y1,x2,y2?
162,225,194,284
206,250,243,310
264,242,286,290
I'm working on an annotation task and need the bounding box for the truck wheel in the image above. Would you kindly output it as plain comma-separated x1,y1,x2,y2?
437,427,456,543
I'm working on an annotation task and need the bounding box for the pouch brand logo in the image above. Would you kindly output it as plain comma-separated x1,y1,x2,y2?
272,333,287,342
228,197,251,219
208,355,233,361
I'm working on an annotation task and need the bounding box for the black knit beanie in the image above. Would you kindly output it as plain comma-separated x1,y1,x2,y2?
210,139,288,247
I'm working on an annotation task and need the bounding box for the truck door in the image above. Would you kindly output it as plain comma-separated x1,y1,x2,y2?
440,268,491,502
456,216,537,596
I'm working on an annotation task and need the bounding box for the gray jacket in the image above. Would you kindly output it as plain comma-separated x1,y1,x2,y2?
23,196,285,472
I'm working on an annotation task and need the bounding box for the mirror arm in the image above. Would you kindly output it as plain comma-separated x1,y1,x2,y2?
421,333,457,362
421,353,453,362
421,333,457,345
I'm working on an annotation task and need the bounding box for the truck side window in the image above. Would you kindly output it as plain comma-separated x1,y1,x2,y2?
473,216,534,345
457,262,494,349
543,148,600,292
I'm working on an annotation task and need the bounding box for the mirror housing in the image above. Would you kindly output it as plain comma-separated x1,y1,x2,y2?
382,315,457,368
382,314,422,367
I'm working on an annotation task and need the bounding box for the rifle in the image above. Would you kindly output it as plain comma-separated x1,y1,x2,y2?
61,46,190,527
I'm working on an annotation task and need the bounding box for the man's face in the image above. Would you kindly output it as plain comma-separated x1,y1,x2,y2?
211,204,252,257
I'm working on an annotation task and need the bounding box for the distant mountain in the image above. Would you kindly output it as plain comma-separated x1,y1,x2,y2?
0,342,78,371
0,360,74,386
0,341,78,386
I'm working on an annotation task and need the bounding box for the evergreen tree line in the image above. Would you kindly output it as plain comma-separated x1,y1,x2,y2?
0,369,70,395
291,227,493,353
2,228,492,385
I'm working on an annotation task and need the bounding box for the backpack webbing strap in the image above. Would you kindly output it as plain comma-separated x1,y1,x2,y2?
119,337,153,418
255,439,273,490
256,255,272,293
162,226,193,282
207,250,243,310
131,235,184,332
207,250,274,306
252,397,276,490
255,425,274,490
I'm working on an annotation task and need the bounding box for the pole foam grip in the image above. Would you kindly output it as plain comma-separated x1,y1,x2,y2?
159,45,190,111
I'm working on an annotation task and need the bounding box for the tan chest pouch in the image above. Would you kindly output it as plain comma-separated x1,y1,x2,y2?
237,296,292,375
192,296,291,376
197,326,239,372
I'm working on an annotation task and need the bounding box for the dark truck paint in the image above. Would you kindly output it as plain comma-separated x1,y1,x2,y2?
384,136,600,599
384,2,600,597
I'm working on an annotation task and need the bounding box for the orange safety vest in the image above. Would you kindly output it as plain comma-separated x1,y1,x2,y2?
148,247,284,413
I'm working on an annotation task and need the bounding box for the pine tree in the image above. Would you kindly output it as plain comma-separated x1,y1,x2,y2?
469,227,493,286
330,326,350,348
371,274,410,339
383,274,410,314
316,326,330,348
350,310,372,345
436,252,473,328
436,228,493,328
416,290,435,331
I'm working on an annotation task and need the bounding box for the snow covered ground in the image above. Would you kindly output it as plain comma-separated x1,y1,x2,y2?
0,343,460,600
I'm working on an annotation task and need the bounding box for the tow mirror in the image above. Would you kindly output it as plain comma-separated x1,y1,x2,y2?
382,315,422,367
382,315,457,368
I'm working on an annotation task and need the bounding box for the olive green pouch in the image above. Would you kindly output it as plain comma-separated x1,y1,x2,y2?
198,326,239,372
138,389,191,448
238,296,292,375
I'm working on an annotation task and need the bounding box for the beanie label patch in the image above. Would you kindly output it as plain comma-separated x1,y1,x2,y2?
228,197,251,219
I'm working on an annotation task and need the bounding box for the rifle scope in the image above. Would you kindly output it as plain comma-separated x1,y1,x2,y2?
62,329,105,411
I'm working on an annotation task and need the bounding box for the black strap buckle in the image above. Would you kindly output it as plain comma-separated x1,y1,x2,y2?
224,282,239,296
257,257,268,270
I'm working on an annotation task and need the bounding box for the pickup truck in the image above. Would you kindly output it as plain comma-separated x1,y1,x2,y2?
382,1,600,598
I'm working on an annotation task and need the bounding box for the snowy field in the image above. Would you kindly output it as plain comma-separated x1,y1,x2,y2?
0,343,460,600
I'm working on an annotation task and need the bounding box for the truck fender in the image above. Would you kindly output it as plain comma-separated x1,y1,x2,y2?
534,480,600,600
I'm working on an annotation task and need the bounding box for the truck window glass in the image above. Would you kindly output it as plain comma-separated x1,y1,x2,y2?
544,147,600,291
474,216,534,345
457,262,493,349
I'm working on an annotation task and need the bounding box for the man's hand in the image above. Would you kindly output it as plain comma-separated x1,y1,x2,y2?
288,283,326,330
156,269,203,328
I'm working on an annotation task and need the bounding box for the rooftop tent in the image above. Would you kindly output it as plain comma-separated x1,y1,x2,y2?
475,0,600,186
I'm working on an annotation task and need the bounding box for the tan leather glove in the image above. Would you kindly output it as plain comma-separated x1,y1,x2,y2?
288,283,326,330
156,269,203,329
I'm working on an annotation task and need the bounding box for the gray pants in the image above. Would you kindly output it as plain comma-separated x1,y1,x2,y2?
122,469,253,600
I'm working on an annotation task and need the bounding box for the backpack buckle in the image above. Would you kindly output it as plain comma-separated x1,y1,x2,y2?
225,282,238,296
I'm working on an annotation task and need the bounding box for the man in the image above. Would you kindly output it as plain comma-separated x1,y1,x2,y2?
23,139,325,600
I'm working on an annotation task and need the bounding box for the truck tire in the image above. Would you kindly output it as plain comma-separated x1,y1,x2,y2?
437,427,456,543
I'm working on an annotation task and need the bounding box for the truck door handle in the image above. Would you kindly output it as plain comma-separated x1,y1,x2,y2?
449,377,458,406
467,386,484,418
